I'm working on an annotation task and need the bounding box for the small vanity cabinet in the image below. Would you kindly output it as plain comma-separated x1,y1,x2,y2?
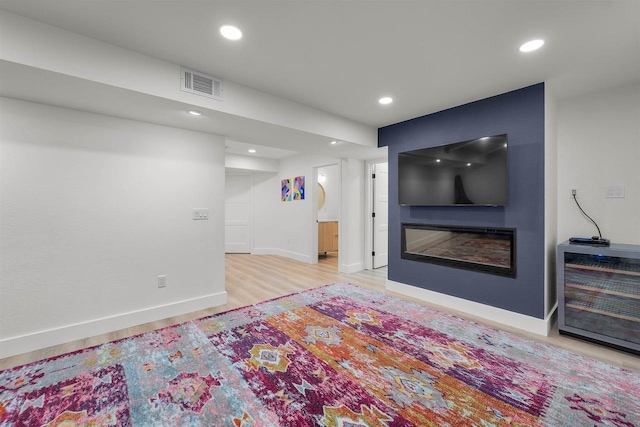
318,221,338,254
557,241,640,354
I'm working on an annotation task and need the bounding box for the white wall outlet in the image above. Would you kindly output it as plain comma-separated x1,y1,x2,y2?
570,188,577,199
193,208,209,220
158,275,166,288
605,185,625,198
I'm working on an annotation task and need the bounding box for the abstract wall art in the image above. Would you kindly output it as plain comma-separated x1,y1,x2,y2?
293,176,305,200
281,176,305,202
281,178,291,202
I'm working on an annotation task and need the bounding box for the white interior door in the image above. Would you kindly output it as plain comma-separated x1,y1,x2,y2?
373,162,389,268
225,174,252,253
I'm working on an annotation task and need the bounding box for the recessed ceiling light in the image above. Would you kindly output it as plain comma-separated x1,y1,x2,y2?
329,140,338,145
248,149,256,153
378,97,393,105
467,163,472,166
220,25,242,41
436,159,441,163
188,110,203,116
519,39,544,53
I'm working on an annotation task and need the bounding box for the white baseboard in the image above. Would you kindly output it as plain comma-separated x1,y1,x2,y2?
252,248,312,264
251,249,363,273
0,292,227,359
340,261,365,274
386,280,555,336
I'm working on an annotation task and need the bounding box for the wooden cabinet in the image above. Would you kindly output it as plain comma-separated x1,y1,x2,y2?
318,221,338,254
557,242,640,355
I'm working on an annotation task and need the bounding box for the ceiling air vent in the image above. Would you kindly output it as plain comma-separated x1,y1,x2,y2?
181,67,223,100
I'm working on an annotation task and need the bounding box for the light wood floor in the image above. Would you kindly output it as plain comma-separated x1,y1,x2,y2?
1,253,638,372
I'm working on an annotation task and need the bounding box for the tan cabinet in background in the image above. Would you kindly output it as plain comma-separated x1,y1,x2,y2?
318,221,338,254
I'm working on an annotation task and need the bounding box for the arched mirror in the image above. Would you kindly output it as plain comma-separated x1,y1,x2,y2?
318,183,326,209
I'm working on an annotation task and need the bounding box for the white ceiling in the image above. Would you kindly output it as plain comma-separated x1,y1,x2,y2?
224,139,298,160
1,0,638,158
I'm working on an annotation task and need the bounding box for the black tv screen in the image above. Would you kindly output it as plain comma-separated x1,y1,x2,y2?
398,134,508,206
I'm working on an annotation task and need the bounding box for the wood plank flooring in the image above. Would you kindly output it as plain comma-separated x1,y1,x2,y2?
1,253,638,373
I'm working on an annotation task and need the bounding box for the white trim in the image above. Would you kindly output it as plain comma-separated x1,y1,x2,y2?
364,162,375,270
386,279,556,336
340,261,365,274
311,166,320,266
252,247,312,264
0,292,227,359
364,158,389,271
544,85,558,317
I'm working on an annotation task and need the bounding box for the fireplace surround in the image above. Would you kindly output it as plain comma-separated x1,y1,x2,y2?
401,223,516,277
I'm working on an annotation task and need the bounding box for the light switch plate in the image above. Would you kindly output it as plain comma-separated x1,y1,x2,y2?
193,208,209,220
605,185,625,198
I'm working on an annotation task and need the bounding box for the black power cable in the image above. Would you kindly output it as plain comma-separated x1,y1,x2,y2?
572,194,603,239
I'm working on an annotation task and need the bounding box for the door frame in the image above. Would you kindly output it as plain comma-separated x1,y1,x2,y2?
364,158,388,270
313,163,341,267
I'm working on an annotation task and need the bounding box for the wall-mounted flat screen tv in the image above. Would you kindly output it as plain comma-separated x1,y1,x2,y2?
398,134,508,206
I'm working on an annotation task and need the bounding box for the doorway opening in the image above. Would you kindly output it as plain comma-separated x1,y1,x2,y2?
316,164,340,270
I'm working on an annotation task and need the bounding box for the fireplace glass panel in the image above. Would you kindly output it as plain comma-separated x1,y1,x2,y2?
402,224,516,277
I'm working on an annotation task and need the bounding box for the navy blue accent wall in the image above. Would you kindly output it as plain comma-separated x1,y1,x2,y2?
379,83,545,318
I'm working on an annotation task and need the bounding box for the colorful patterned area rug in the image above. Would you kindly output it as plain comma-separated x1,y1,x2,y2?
1,282,639,426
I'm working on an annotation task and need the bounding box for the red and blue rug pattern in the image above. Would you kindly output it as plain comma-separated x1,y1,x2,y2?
1,282,639,426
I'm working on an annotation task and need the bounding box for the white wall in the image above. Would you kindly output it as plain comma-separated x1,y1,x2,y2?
0,98,227,357
557,83,640,245
226,153,279,173
340,158,366,273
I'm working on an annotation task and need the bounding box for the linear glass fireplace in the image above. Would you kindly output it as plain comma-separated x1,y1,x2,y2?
401,223,516,277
